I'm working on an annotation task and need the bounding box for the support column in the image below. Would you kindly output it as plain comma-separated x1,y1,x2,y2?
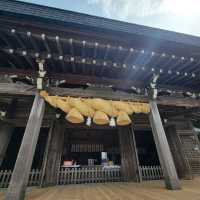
40,121,54,187
44,119,65,186
149,100,181,190
0,122,14,167
118,126,140,182
5,93,45,200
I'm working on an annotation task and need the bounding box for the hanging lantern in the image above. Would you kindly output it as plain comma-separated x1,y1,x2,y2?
93,111,109,125
116,111,131,126
66,108,84,124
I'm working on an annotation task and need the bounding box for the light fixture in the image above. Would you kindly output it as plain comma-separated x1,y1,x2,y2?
41,33,45,40
9,49,14,54
122,64,127,68
22,51,27,56
59,55,63,60
47,54,51,59
162,53,166,57
11,29,16,34
35,53,39,58
55,36,59,41
118,46,122,50
82,40,86,45
113,62,117,67
27,31,31,36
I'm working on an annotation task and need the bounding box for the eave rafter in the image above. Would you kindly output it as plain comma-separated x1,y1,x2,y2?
0,26,200,92
1,46,198,87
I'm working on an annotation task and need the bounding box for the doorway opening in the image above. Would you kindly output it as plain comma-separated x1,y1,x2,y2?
134,130,159,166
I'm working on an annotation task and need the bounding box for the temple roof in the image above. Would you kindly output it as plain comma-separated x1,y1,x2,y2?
0,0,200,93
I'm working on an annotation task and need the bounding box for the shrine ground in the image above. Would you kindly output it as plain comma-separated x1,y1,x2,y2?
1,178,200,200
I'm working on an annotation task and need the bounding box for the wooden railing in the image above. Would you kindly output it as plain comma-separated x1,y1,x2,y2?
57,166,122,185
0,166,162,187
0,169,41,188
139,166,163,181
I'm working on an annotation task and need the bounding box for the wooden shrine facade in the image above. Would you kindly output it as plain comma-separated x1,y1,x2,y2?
1,1,200,200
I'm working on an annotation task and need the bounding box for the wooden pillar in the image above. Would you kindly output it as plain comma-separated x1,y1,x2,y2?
40,121,54,187
166,126,192,179
118,125,140,182
44,119,65,186
0,122,14,167
5,93,45,200
149,100,181,190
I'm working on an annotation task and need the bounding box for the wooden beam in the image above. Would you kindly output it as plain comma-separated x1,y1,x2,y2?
44,119,65,186
0,83,200,107
149,100,181,190
5,93,45,200
40,121,54,187
118,126,140,181
0,67,144,89
0,122,14,167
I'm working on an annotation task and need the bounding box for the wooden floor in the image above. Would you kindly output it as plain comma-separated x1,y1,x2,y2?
1,178,200,200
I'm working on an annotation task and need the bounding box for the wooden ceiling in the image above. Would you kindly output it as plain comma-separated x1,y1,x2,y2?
0,1,200,93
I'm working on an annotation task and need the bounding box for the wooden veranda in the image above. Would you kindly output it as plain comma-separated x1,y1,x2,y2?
1,178,200,200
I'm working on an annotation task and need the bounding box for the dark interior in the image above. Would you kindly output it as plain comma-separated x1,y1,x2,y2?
135,130,160,166
1,127,49,170
1,126,160,170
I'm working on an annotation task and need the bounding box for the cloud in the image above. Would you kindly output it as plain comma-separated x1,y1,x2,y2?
88,0,164,20
87,0,200,36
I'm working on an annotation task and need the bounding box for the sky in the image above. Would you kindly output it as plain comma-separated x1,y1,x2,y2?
20,0,200,37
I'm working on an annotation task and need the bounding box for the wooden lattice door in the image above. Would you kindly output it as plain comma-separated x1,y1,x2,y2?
177,130,200,176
